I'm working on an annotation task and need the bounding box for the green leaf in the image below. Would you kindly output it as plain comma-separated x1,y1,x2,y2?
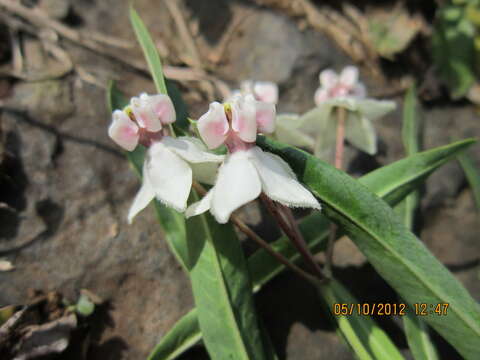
402,83,422,156
149,139,475,359
318,279,404,360
398,85,438,360
403,312,439,360
129,6,167,94
458,151,480,211
166,80,190,133
147,310,201,360
257,136,480,360
185,192,267,360
106,81,189,270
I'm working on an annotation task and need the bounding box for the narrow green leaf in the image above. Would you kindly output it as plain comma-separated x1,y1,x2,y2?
257,136,480,360
398,86,438,360
106,82,189,270
403,312,439,360
147,310,201,360
318,279,404,360
458,152,480,211
129,6,167,94
149,139,474,359
185,192,267,360
402,83,422,156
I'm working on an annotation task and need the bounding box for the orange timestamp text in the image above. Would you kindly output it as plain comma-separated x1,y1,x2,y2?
332,303,449,316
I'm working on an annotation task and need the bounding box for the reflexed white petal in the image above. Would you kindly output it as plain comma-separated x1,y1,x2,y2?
355,99,396,121
313,110,337,160
298,107,332,134
161,136,224,163
232,94,257,142
253,81,278,104
185,190,213,218
127,164,155,224
146,143,192,212
319,69,338,88
211,151,261,223
345,114,377,155
255,101,276,134
147,94,176,125
275,114,315,149
249,147,321,209
327,97,359,112
340,66,359,87
131,95,162,132
108,110,139,151
197,102,229,149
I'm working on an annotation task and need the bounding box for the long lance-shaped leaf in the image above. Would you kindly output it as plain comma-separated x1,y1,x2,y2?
257,136,480,360
147,310,201,360
148,138,475,359
129,6,167,94
107,82,189,270
397,84,439,360
185,192,267,360
458,152,480,211
317,279,404,360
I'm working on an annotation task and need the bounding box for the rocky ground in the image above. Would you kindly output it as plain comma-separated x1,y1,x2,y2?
0,1,478,359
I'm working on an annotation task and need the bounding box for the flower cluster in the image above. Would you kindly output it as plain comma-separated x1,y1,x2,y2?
301,66,396,157
109,93,224,222
108,92,320,224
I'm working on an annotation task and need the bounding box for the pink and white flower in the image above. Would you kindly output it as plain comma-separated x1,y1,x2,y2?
241,80,279,104
108,93,175,151
108,93,224,222
187,94,320,224
302,66,396,156
314,66,366,105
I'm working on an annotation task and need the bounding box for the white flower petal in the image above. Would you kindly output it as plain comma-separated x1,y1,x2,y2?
198,102,229,149
147,94,176,125
319,69,338,88
131,95,162,132
275,114,315,149
355,99,396,121
108,110,139,151
185,190,213,218
161,136,224,163
211,151,262,223
146,143,192,212
345,114,377,155
127,163,155,223
255,101,276,134
253,81,278,104
340,66,359,87
249,147,321,209
232,94,257,143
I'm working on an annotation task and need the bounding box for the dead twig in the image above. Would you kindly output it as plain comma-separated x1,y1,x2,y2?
0,0,231,96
